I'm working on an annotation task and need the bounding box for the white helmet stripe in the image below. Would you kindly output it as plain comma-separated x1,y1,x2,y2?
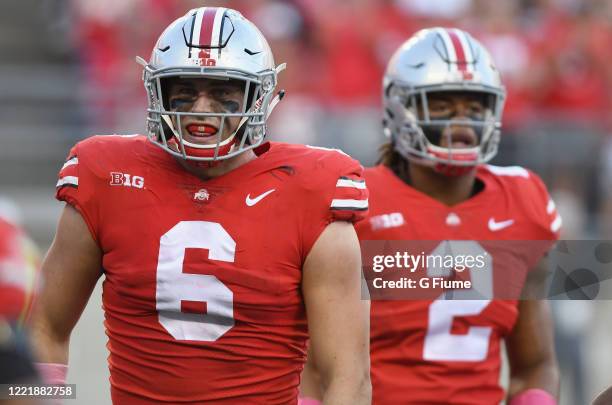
435,28,457,72
192,8,204,47
211,8,225,58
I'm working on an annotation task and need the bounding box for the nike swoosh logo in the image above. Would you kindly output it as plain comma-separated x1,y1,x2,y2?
246,189,275,206
488,218,514,231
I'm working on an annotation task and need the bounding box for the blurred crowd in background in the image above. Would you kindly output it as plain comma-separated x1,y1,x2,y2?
68,0,612,239
74,0,612,125
1,0,611,404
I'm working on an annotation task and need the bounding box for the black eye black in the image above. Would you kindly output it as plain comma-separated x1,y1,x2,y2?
170,98,191,110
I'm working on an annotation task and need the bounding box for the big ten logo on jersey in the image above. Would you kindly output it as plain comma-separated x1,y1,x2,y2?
198,49,216,66
370,212,405,231
109,172,145,189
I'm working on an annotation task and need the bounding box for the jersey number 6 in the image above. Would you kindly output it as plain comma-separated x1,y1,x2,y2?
156,221,235,341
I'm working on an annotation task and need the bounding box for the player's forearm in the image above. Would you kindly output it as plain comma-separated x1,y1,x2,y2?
508,358,559,400
321,370,371,405
29,315,70,364
300,356,324,400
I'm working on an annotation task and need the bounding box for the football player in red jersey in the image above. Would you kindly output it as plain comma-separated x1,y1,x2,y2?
302,28,560,405
0,212,41,398
30,7,371,404
0,215,39,324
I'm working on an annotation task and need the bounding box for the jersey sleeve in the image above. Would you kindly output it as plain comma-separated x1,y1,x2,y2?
55,141,101,244
518,171,562,271
299,151,369,261
525,170,562,241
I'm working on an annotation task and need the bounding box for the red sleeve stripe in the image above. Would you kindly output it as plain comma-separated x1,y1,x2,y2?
336,178,366,190
61,156,78,171
330,198,369,211
56,176,78,188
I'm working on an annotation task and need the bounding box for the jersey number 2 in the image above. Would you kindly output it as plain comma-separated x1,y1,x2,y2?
423,241,493,361
156,221,235,341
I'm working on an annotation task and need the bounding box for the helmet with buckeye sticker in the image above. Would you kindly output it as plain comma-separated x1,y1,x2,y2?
138,7,285,162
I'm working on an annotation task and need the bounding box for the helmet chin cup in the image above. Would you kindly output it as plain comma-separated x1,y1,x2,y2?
427,145,479,176
167,137,237,164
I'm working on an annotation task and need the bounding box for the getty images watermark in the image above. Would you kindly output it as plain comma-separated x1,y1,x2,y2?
361,240,612,300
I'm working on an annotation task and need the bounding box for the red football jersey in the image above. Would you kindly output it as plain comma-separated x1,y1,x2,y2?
55,136,368,404
0,218,39,322
358,164,560,405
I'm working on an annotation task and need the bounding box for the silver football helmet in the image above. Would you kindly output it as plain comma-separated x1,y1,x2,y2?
137,7,285,161
383,28,506,171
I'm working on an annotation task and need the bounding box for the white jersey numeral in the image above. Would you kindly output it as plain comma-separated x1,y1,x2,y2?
423,241,493,362
156,221,236,341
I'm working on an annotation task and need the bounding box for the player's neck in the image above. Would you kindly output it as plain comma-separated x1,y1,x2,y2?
405,163,478,206
177,149,257,181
